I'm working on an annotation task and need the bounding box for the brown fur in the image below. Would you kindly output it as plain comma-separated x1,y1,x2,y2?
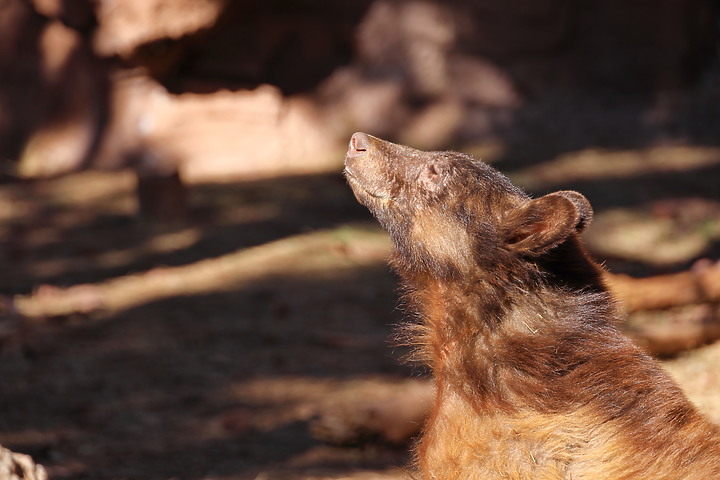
344,132,720,479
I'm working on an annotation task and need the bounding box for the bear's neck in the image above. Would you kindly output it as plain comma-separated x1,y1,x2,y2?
398,250,621,413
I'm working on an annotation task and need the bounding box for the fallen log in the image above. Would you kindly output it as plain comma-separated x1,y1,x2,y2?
624,303,720,357
606,260,720,313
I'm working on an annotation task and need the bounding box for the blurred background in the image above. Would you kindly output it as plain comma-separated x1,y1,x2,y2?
1,0,720,479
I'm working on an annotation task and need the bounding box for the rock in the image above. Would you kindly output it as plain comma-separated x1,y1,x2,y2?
96,77,331,181
0,445,47,480
92,0,226,58
30,0,95,32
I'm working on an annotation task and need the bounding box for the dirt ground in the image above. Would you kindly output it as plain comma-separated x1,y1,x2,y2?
1,142,720,479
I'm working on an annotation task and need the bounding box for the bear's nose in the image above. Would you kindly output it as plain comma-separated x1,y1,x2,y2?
347,132,370,158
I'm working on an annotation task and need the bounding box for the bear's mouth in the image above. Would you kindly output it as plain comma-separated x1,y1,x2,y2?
344,167,389,200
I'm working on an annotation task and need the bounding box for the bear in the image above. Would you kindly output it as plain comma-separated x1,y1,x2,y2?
343,132,720,479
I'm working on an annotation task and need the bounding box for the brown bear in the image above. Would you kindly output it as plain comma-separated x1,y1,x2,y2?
344,132,720,479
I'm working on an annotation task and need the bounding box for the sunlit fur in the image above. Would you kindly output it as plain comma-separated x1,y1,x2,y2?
344,133,720,479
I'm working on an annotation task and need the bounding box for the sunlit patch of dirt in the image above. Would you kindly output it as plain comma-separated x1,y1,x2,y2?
664,341,720,424
509,145,720,191
586,198,720,268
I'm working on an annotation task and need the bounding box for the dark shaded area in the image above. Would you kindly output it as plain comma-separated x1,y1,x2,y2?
491,87,720,169
541,162,720,213
160,0,374,95
0,173,367,295
1,281,410,479
0,171,415,478
0,2,51,160
0,0,110,173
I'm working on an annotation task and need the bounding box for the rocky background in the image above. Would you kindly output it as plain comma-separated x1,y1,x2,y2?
2,0,718,180
1,1,720,479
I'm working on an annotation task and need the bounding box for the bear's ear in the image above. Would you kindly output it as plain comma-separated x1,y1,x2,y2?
501,191,592,256
418,161,447,193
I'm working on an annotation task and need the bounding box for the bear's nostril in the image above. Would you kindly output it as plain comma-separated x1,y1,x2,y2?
350,132,370,152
